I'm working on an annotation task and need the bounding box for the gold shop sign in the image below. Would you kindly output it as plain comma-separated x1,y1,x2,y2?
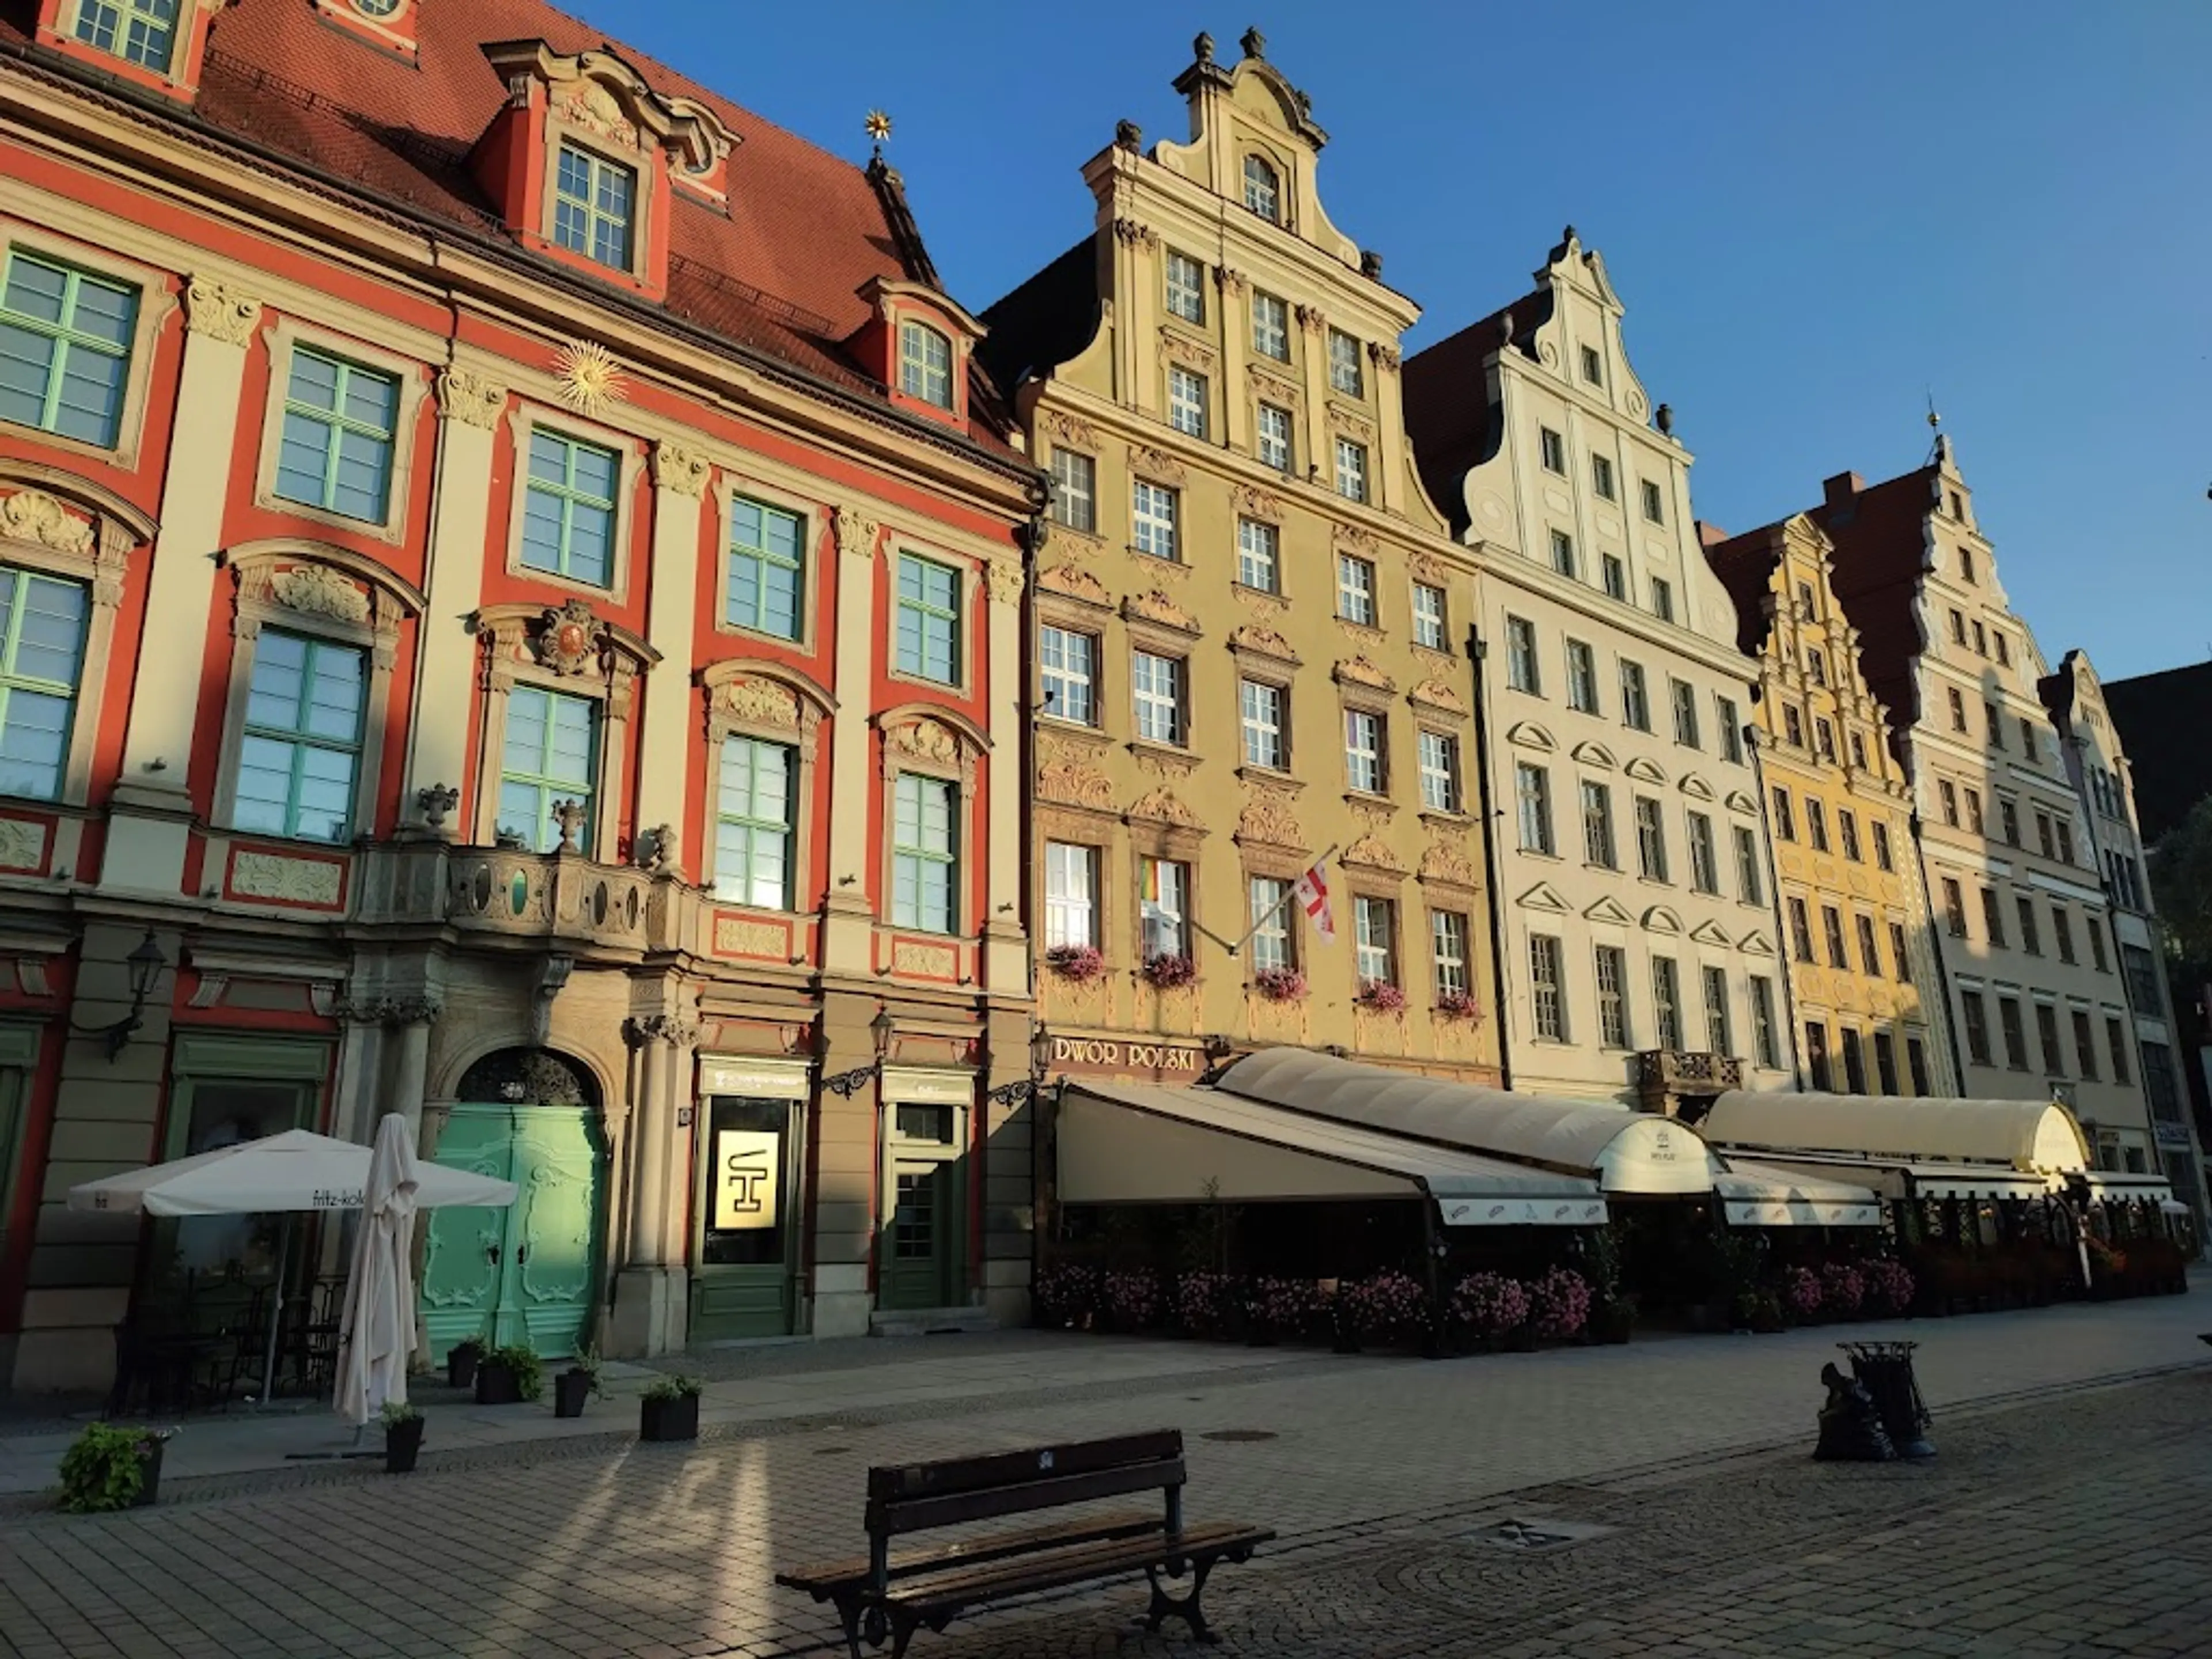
1048,1035,1207,1083
711,1129,779,1231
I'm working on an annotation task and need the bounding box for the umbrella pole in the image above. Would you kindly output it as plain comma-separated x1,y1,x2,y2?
255,1213,293,1411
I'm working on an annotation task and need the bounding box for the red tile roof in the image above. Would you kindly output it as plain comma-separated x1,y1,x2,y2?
1,0,1016,456
1808,464,1941,740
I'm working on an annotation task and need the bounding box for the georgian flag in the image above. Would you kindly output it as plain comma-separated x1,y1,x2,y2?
1294,859,1335,943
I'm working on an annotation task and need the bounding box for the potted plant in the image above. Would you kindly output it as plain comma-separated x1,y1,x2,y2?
1590,1293,1637,1344
1781,1266,1824,1326
1100,1269,1161,1334
445,1337,484,1391
1248,1276,1320,1345
380,1400,425,1474
1449,1271,1531,1351
554,1346,604,1419
475,1343,543,1406
1032,1261,1100,1331
640,1373,703,1442
1819,1261,1866,1320
1749,1290,1786,1334
1172,1271,1236,1339
56,1423,174,1513
1860,1257,1915,1318
1527,1266,1592,1343
1350,1269,1427,1347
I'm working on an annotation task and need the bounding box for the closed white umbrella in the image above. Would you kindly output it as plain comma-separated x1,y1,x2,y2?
334,1115,420,1427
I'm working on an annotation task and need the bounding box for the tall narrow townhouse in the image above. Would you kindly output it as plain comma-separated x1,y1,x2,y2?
1815,439,2158,1171
1403,232,1791,1112
2040,652,2207,1225
981,31,1500,1103
1706,515,1959,1100
0,0,1040,1394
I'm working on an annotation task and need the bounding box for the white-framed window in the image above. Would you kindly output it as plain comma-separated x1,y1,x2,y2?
1411,582,1446,650
1530,933,1566,1040
1702,965,1732,1056
1788,897,1815,961
1165,250,1207,324
1243,154,1281,221
1419,730,1460,813
1132,479,1180,560
1640,478,1665,524
1131,650,1183,745
714,735,797,908
1540,426,1566,474
892,771,957,933
1687,810,1718,893
1857,914,1883,977
1550,529,1576,578
1581,779,1616,868
521,427,620,588
0,251,139,450
1346,709,1385,794
1141,857,1189,959
1619,660,1650,730
1580,344,1604,385
1334,438,1368,503
1591,453,1616,501
1671,677,1700,747
1601,553,1627,601
1717,695,1743,763
1505,615,1540,694
726,497,805,639
1566,639,1600,714
1431,910,1470,998
1516,762,1554,854
1252,291,1290,362
1750,977,1779,1068
498,684,597,853
1634,795,1668,881
1241,678,1286,770
1328,328,1363,396
1048,448,1096,532
1355,894,1396,987
1595,944,1628,1047
1734,825,1762,904
1237,518,1279,592
1336,554,1376,625
274,347,399,523
1168,365,1208,438
1839,809,1862,862
1039,624,1096,725
1873,820,1895,870
898,320,954,409
1806,797,1831,852
1652,955,1682,1050
1044,841,1099,949
552,143,636,271
1650,576,1674,624
1249,876,1294,973
71,0,179,70
1255,403,1293,472
232,629,365,844
895,552,960,683
0,565,89,803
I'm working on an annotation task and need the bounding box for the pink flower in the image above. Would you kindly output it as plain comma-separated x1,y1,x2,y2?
1253,967,1309,1003
1044,944,1106,983
1434,990,1483,1020
1528,1266,1592,1338
1142,952,1198,988
1356,980,1408,1015
1449,1272,1530,1336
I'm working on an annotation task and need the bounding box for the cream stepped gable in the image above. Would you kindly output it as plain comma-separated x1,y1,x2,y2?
2040,650,2207,1226
982,31,1500,1094
1815,437,2161,1171
1403,232,1790,1112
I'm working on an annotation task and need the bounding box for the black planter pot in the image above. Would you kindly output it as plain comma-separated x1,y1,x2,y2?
384,1418,425,1474
554,1369,594,1418
130,1439,164,1508
446,1344,482,1391
640,1393,699,1442
475,1362,522,1406
1593,1305,1635,1345
1504,1326,1539,1353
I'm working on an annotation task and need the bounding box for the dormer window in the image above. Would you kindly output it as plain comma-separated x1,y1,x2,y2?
73,0,177,71
41,0,223,93
899,321,953,410
552,144,636,271
1243,155,1281,222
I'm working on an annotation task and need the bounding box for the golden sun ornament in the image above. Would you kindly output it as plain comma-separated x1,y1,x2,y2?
552,339,626,417
865,109,893,145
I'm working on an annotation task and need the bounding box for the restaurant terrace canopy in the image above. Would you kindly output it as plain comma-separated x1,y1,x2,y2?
1056,1080,1609,1226
1698,1090,2092,1174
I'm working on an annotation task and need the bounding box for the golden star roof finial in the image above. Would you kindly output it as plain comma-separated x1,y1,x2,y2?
866,109,893,157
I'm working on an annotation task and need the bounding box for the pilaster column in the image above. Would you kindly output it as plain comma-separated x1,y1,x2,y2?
1215,266,1250,457
628,1032,672,1266
105,276,260,894
1368,343,1406,516
402,366,508,819
823,506,882,976
635,443,709,851
608,1013,695,1356
982,560,1028,995
385,997,440,1142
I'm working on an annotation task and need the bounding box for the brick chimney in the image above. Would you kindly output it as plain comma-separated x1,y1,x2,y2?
1823,471,1866,512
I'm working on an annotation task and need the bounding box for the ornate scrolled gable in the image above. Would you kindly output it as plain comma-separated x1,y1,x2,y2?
699,660,833,752
222,540,425,671
878,702,988,790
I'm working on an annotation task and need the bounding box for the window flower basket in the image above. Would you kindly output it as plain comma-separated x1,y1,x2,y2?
1044,944,1106,983
1141,952,1197,989
1252,967,1308,1003
1781,1265,1824,1323
1528,1266,1593,1340
1860,1257,1915,1316
1819,1262,1866,1319
1448,1271,1531,1344
1434,990,1483,1021
380,1400,425,1474
1355,980,1408,1016
1101,1269,1161,1332
1033,1261,1100,1330
640,1374,702,1442
56,1423,175,1513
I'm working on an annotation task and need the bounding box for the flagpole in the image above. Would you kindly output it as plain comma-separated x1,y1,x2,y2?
1221,843,1340,957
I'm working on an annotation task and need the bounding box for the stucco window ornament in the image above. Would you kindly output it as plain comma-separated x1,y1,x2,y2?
1039,565,1111,607
834,505,881,559
270,562,372,625
1419,836,1479,891
535,599,604,676
1340,833,1406,874
983,561,1024,608
0,489,95,557
1228,622,1300,666
183,275,263,347
1332,656,1396,694
1128,445,1187,486
557,79,643,151
1366,341,1402,373
552,339,626,417
1234,790,1305,851
435,368,509,430
652,441,711,497
1125,787,1203,830
1123,590,1199,635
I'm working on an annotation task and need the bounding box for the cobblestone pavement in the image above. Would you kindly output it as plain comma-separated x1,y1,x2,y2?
2,1292,2208,1659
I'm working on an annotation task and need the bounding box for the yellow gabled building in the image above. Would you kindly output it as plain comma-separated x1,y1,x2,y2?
1706,515,1959,1098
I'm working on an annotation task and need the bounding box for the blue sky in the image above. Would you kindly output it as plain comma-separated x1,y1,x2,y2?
576,1,2211,681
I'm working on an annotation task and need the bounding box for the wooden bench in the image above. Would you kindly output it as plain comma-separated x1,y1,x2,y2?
777,1429,1272,1658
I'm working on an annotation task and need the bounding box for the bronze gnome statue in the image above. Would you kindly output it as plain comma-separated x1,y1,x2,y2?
1813,1361,1897,1462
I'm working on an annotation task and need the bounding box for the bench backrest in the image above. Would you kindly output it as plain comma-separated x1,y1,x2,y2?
865,1429,1184,1539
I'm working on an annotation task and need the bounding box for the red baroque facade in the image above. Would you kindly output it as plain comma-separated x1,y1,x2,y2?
0,0,1040,1392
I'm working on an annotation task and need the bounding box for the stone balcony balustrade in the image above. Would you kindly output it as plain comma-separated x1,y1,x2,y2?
354,835,691,958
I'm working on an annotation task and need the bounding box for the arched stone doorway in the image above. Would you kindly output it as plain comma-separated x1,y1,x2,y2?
419,1048,608,1363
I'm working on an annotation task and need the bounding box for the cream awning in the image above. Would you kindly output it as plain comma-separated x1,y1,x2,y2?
1700,1089,2090,1172
1216,1048,1721,1195
1055,1080,1608,1226
1714,1158,1884,1227
1721,1151,2047,1202
2077,1172,2175,1204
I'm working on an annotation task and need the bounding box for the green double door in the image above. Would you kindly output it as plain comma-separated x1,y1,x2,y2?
421,1102,607,1362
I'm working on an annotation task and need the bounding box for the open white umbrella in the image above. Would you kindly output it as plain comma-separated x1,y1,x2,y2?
334,1115,422,1427
71,1127,516,1407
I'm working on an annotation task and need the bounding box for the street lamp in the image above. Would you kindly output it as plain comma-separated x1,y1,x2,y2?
986,1023,1053,1107
77,930,166,1062
823,1007,895,1099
